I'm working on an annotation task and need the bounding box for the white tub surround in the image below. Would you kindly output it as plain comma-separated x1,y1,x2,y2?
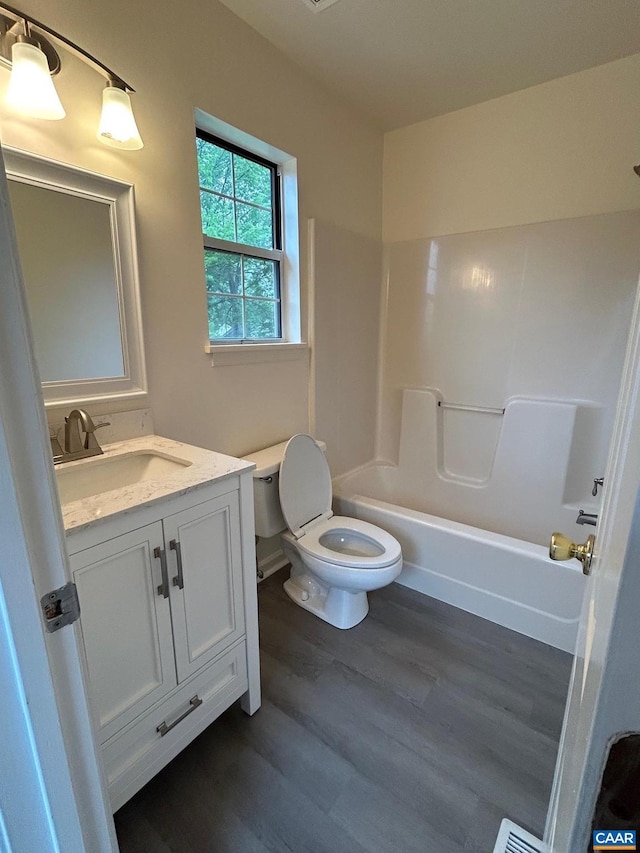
389,388,601,547
57,436,260,810
379,211,640,511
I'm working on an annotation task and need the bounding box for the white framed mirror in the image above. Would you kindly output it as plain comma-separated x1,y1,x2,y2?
3,146,147,407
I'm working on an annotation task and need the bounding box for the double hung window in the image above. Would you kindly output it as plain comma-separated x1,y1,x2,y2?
196,131,283,342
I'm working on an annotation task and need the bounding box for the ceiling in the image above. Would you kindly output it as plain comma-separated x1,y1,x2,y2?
217,0,640,130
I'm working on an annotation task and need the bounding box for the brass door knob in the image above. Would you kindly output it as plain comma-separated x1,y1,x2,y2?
549,532,595,575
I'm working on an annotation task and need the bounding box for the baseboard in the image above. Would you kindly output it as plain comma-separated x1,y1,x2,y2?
257,549,288,582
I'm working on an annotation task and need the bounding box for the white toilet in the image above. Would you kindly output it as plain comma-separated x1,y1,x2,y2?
247,434,403,629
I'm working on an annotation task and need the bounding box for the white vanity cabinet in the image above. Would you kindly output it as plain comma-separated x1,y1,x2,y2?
62,448,260,813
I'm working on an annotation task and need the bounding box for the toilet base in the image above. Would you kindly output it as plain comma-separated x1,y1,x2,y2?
283,573,369,629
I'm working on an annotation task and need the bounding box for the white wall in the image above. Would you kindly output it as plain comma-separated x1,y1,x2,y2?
0,0,383,459
383,54,640,242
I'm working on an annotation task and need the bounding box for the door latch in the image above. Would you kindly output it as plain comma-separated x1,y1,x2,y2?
40,582,80,633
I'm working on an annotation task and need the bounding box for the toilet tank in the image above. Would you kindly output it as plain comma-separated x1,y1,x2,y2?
243,438,326,539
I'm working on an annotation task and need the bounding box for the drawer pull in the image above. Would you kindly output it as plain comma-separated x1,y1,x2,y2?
169,538,184,589
153,547,169,599
156,695,202,737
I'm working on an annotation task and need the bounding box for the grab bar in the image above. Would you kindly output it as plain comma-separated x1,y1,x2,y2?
437,401,505,415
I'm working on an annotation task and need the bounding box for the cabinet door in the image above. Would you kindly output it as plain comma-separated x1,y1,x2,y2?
163,492,245,683
70,522,177,743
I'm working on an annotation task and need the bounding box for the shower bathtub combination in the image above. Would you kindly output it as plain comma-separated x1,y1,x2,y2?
333,389,590,653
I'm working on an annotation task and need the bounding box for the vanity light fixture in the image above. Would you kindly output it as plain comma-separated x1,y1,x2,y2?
6,34,65,119
97,80,143,150
0,2,143,149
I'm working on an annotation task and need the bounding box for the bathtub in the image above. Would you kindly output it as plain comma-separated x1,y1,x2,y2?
333,462,586,653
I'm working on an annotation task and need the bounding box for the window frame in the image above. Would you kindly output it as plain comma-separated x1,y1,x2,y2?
195,110,304,365
197,129,285,345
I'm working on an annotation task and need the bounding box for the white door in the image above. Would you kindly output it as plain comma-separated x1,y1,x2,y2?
164,493,245,683
545,275,640,849
0,145,116,850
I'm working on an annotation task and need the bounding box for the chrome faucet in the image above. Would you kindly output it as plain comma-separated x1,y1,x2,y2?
576,509,598,527
53,409,110,464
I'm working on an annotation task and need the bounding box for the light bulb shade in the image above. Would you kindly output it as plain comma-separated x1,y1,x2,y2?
6,41,65,120
97,86,143,150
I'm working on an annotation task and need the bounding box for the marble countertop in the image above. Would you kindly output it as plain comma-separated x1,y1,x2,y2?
58,435,255,535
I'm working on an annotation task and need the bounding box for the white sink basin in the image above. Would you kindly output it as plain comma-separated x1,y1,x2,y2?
55,451,193,504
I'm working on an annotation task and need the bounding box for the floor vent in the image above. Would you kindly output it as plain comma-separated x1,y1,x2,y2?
493,819,546,853
301,0,340,12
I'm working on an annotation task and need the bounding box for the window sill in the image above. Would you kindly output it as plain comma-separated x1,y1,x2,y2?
205,342,308,367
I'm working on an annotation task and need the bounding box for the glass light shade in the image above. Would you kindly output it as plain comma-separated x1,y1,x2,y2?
6,41,65,120
97,86,143,150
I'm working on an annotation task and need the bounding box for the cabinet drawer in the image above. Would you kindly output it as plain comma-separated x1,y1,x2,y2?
104,640,247,812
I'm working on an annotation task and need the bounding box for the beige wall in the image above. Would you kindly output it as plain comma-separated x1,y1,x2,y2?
0,0,383,458
310,219,381,476
383,54,640,242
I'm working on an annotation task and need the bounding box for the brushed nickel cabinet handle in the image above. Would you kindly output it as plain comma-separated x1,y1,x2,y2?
156,695,202,737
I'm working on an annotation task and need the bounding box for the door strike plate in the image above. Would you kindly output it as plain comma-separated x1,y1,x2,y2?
40,582,80,633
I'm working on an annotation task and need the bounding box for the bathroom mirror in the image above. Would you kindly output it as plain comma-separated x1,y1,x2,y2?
3,146,147,407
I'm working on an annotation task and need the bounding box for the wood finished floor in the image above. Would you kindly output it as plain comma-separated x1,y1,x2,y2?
115,573,572,853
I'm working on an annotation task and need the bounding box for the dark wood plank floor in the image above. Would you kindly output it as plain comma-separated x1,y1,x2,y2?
115,573,572,852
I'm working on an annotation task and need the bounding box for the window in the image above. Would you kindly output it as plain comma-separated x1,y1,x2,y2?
196,131,283,342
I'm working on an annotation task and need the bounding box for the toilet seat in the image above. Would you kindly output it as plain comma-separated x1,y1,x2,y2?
279,434,401,570
279,434,334,538
295,516,402,569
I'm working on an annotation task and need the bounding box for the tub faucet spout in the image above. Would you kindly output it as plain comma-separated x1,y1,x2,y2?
576,510,598,527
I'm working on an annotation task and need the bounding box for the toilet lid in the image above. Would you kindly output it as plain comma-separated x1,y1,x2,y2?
279,434,332,538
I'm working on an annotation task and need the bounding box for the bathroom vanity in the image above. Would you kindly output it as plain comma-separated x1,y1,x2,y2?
56,435,260,811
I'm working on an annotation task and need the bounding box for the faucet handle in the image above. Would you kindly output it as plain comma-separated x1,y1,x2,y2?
49,428,64,461
592,477,604,497
84,420,111,451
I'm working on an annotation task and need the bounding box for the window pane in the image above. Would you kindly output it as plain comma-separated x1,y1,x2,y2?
204,250,241,295
244,299,279,339
197,139,233,196
236,201,272,249
233,154,272,208
207,295,243,339
243,257,278,299
200,191,235,241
